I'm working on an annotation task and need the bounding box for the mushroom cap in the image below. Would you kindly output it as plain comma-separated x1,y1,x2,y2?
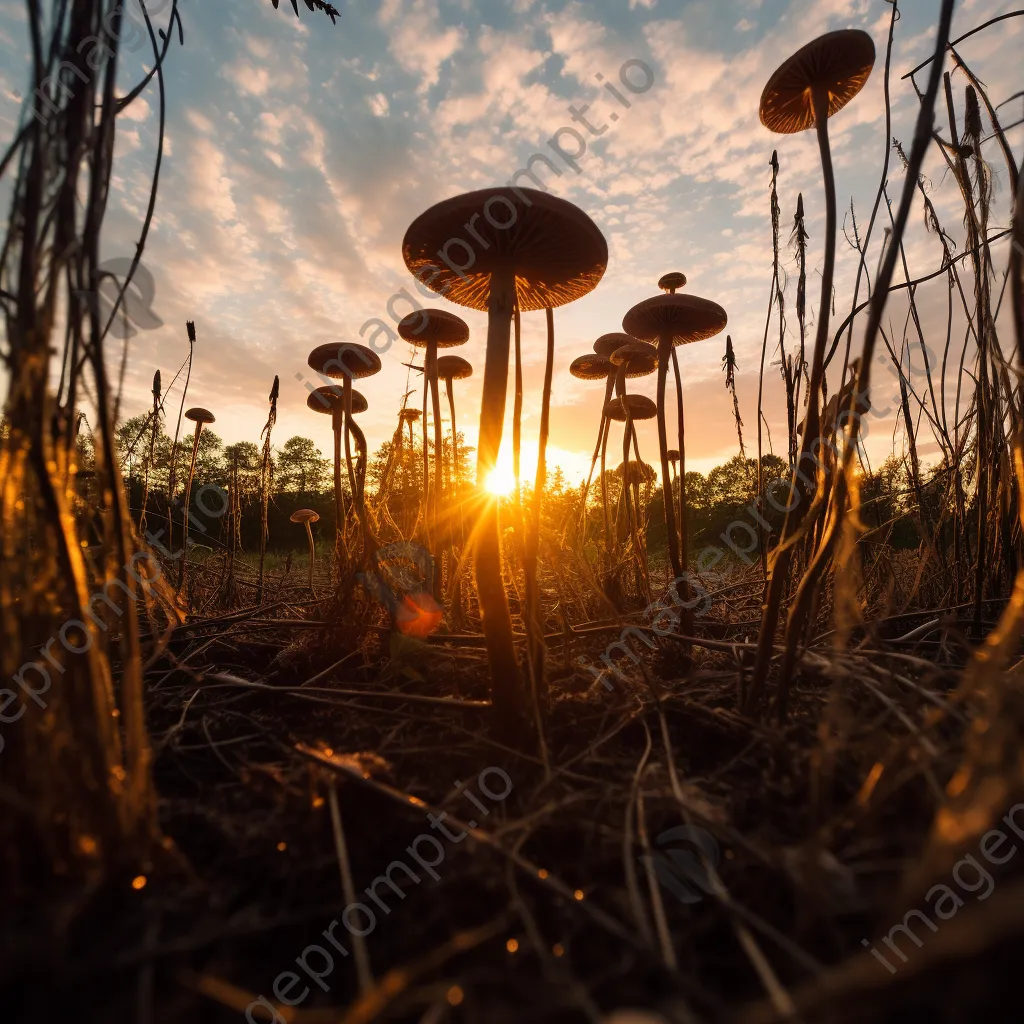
397,309,470,348
610,342,658,377
622,294,727,347
400,407,422,421
667,449,681,462
436,354,473,380
185,407,215,424
615,460,656,483
593,332,637,359
308,342,382,380
570,353,614,380
306,386,368,415
290,509,320,524
658,272,687,292
402,187,607,312
604,394,657,422
759,29,875,134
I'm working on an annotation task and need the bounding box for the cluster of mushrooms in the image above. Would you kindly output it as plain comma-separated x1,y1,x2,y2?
570,272,728,610
269,28,877,732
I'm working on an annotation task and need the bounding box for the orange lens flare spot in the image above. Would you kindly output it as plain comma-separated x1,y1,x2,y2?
447,986,464,1006
396,590,444,638
131,875,147,890
506,938,519,953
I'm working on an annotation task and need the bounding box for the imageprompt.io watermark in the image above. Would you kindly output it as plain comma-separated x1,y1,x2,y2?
639,824,721,905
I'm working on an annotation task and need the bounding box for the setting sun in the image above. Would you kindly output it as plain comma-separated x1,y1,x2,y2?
485,464,516,496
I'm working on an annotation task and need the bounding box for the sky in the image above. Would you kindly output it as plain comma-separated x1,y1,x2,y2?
1,0,1022,485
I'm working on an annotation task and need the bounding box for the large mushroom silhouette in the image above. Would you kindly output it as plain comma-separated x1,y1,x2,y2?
752,29,875,713
623,289,727,588
290,509,320,592
403,186,607,728
397,310,469,521
178,406,215,588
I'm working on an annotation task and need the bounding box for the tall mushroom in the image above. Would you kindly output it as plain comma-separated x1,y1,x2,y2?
759,29,873,446
308,343,381,550
290,509,320,592
623,291,727,593
751,29,875,711
402,187,607,729
397,310,469,523
178,406,215,589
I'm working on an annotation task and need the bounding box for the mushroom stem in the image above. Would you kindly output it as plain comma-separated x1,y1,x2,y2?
446,378,464,625
177,422,203,589
578,375,614,535
343,377,358,507
512,307,524,520
446,379,459,498
429,342,443,515
332,409,345,550
305,521,316,592
599,414,612,561
805,82,838,445
671,346,692,630
422,360,430,517
525,306,555,712
655,336,684,581
475,265,524,729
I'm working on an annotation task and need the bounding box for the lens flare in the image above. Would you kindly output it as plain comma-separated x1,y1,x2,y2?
485,464,516,496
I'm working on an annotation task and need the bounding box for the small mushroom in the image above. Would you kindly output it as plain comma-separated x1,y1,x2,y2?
178,406,215,588
398,309,469,522
308,343,381,551
436,354,473,497
658,272,687,294
290,508,320,591
666,449,681,492
306,385,368,547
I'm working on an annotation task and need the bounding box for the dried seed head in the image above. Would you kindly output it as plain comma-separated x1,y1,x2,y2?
186,320,196,344
152,369,161,401
964,85,982,143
